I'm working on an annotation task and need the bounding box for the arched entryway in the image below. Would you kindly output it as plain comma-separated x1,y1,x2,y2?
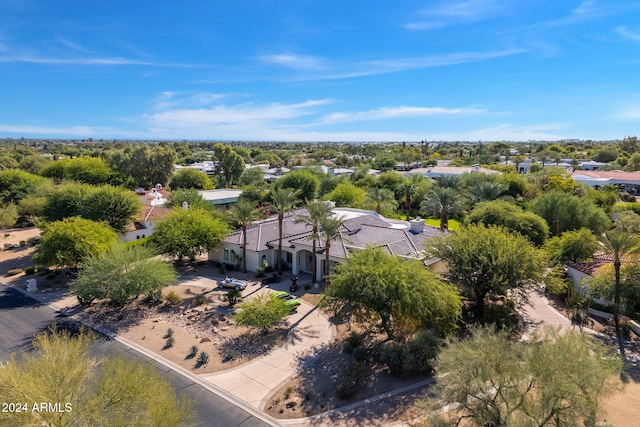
295,249,314,275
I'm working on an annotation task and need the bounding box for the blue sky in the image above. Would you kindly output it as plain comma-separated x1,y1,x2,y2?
1,0,640,142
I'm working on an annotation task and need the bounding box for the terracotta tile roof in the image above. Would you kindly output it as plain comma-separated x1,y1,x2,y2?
572,170,640,181
566,260,609,276
135,205,173,222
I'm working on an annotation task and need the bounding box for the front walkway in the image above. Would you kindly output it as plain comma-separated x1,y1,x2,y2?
519,288,572,341
200,297,335,409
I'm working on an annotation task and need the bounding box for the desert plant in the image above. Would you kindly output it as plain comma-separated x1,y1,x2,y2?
164,328,174,338
381,331,440,377
197,351,209,366
164,336,175,349
164,291,182,306
255,265,265,278
186,345,198,359
194,294,206,305
222,288,242,306
23,266,35,275
7,268,22,276
283,386,294,400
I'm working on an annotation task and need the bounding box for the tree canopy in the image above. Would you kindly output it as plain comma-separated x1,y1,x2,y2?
42,157,113,185
213,143,245,187
73,245,178,306
235,293,291,333
545,228,600,263
169,168,214,190
429,327,622,427
275,169,320,202
150,208,230,261
0,326,192,427
0,169,48,204
531,191,610,236
428,224,548,316
466,200,549,246
327,248,462,338
324,182,366,208
33,217,118,267
78,185,142,232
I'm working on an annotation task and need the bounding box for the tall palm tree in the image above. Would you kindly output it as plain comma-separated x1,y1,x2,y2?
599,229,640,332
294,201,332,284
398,180,417,220
420,186,463,230
228,199,260,273
365,187,396,215
319,216,345,287
270,187,300,274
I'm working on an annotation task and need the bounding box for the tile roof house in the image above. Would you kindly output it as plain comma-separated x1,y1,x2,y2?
572,170,640,194
121,185,173,242
209,207,446,281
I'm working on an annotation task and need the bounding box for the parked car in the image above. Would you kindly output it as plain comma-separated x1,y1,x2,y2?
270,291,301,308
217,277,248,290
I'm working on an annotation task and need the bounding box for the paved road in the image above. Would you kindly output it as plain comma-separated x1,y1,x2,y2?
0,286,276,427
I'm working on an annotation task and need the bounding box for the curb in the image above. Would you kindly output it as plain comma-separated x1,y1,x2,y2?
3,281,282,427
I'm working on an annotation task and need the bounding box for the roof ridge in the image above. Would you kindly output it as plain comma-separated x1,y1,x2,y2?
144,205,155,222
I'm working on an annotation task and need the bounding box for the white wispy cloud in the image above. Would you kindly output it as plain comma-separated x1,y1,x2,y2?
319,106,486,125
56,37,94,53
153,91,230,110
258,53,328,71
145,99,335,127
264,48,525,81
404,0,505,31
616,25,640,41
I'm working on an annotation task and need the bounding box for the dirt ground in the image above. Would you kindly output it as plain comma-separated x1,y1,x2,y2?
264,322,429,419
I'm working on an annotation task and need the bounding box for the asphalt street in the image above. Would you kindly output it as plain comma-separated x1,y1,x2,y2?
0,286,277,427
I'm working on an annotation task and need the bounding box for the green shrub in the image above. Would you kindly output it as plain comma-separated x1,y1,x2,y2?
197,351,209,366
335,360,369,399
255,266,265,278
194,294,206,305
186,345,198,359
382,331,440,377
346,332,364,349
222,288,242,306
613,202,640,215
7,268,22,276
23,266,35,275
145,290,163,304
164,328,174,338
164,291,182,306
164,337,175,349
353,347,368,362
589,301,614,313
219,263,227,274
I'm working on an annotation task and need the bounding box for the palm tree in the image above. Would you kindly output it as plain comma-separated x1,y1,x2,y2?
599,230,640,333
466,181,508,207
365,187,396,215
420,186,463,230
294,201,332,284
398,180,417,221
319,216,345,287
228,199,260,273
270,187,300,274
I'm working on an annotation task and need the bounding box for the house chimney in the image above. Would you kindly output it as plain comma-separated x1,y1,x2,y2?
410,217,425,234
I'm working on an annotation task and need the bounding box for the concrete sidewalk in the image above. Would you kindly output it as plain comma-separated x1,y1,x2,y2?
200,298,335,409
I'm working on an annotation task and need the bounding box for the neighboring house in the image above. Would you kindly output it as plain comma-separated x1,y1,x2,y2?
198,189,243,210
121,185,172,242
572,170,640,194
405,165,501,179
209,207,446,281
174,161,217,175
565,252,639,305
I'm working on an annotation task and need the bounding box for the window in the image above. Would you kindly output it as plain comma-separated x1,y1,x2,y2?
224,249,230,261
